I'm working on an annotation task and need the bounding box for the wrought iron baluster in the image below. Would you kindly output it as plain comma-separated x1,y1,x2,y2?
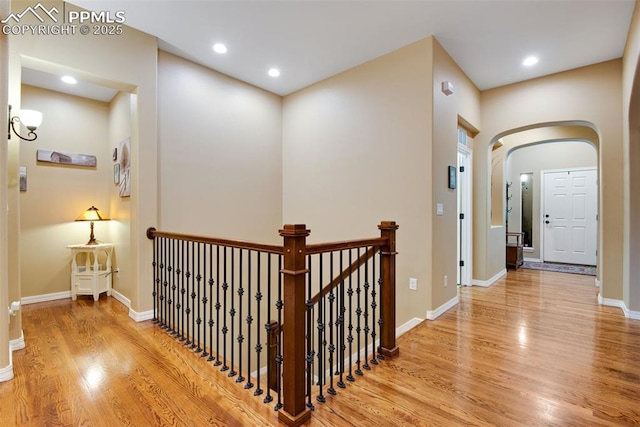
236,249,245,382
245,250,254,389
316,253,326,403
229,248,237,378
377,250,385,361
363,252,370,371
212,245,221,364
275,255,283,411
186,241,194,347
306,254,315,410
170,238,176,334
327,252,336,396
160,237,167,328
202,244,215,361
179,240,186,342
264,254,273,404
152,235,158,322
195,242,202,352
346,248,355,382
221,246,229,372
355,247,363,376
254,252,263,397
337,249,346,389
370,248,378,365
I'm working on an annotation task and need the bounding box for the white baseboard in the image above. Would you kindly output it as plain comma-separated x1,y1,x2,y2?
129,308,154,322
426,295,458,320
524,257,542,263
111,289,131,308
0,362,13,382
0,346,14,382
597,293,640,319
472,268,507,287
21,291,71,305
10,330,25,351
397,317,423,336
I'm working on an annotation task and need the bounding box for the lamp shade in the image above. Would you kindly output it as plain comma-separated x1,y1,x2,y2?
75,206,110,222
18,109,43,130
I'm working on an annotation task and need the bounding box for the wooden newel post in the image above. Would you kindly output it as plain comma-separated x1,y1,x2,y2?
378,221,399,357
278,224,312,426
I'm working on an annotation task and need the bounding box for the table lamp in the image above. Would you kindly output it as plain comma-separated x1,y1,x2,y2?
75,206,110,245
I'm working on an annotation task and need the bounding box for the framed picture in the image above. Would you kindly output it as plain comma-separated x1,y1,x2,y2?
118,137,131,197
114,163,120,184
37,149,96,167
448,166,457,189
19,166,27,191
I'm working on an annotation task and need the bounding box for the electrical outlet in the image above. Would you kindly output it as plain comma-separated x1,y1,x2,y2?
444,275,448,287
409,277,417,291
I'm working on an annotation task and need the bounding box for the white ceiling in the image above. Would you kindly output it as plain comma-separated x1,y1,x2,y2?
31,0,636,100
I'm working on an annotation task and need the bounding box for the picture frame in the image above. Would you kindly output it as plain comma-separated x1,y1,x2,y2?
448,165,457,189
114,163,120,184
37,149,96,167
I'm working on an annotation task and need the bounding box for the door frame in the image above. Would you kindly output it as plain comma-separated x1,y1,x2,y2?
540,166,598,264
457,143,472,286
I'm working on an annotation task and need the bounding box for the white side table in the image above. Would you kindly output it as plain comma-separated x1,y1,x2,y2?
68,243,114,301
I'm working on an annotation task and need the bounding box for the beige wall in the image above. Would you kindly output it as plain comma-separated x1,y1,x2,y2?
8,0,157,315
506,141,597,260
1,0,11,373
108,92,132,299
19,85,110,297
283,38,433,323
283,37,480,323
623,1,640,311
157,52,283,243
431,39,481,310
477,60,623,301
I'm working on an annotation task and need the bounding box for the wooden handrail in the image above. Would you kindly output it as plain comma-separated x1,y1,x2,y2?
306,237,387,254
308,246,378,307
146,227,283,254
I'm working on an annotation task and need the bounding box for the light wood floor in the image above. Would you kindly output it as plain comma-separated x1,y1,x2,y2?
1,269,639,426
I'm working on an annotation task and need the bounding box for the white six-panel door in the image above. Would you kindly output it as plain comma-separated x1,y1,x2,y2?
542,168,597,266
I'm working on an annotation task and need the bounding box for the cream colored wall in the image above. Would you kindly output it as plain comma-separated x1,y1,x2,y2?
622,1,640,311
431,39,481,309
506,141,597,260
1,0,11,373
283,37,480,322
19,85,110,297
108,92,132,299
283,38,434,323
157,52,283,242
477,60,623,301
9,0,157,314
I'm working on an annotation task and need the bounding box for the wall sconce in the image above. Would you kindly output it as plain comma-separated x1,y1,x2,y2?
7,104,43,141
75,206,111,245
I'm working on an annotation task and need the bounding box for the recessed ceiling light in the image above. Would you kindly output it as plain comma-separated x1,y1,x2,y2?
522,56,539,67
268,68,280,78
61,76,77,84
213,43,227,54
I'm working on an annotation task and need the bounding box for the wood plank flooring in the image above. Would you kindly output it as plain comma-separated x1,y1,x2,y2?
1,269,639,426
